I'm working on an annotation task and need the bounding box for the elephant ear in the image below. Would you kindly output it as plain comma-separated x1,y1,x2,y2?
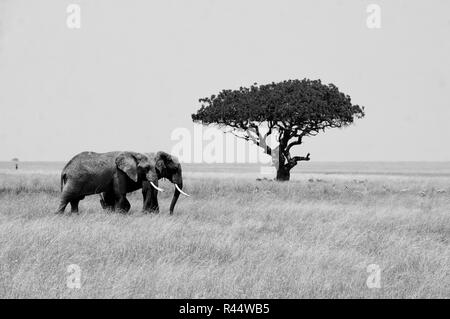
116,153,138,182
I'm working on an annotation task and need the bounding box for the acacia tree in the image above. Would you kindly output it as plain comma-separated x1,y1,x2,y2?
192,79,365,181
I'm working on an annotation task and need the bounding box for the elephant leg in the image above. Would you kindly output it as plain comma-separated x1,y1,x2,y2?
142,182,159,213
150,190,159,214
100,195,106,209
123,197,131,212
100,191,115,211
113,172,131,214
116,196,131,213
55,197,69,214
55,182,78,214
70,196,83,214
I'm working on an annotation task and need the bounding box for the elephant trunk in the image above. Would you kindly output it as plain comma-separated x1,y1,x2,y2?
169,180,182,215
146,172,163,192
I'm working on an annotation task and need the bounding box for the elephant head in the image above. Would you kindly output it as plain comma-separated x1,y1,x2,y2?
115,152,161,191
153,151,189,214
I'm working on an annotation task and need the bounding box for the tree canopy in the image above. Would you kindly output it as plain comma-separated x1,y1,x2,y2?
192,79,365,180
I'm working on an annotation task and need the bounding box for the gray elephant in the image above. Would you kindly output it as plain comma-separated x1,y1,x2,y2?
98,151,189,214
55,151,188,214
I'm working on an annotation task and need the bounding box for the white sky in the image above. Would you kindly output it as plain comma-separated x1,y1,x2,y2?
0,0,449,161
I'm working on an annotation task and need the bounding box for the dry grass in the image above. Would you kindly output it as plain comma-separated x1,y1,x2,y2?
0,170,449,298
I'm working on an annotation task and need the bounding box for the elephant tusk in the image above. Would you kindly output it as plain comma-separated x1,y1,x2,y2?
150,182,164,192
175,184,190,197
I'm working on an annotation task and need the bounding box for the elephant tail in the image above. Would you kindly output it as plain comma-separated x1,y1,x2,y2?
60,173,67,192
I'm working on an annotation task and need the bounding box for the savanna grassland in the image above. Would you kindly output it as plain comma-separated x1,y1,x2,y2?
0,162,449,298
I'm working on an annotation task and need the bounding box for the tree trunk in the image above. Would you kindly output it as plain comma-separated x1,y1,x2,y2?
276,164,291,181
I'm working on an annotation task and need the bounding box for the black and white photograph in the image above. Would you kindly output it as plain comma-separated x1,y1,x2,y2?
0,0,449,302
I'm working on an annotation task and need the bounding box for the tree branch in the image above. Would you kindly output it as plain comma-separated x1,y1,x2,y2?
224,125,273,156
286,153,310,169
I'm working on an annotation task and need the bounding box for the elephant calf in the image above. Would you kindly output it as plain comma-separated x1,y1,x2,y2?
55,151,188,214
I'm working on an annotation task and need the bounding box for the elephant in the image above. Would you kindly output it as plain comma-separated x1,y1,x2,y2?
55,151,188,214
98,151,190,214
148,151,189,214
55,151,163,214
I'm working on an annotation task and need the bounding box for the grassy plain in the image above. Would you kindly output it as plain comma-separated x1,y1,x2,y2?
0,162,449,298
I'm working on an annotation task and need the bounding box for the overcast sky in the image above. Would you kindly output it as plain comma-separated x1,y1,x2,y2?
0,0,449,162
